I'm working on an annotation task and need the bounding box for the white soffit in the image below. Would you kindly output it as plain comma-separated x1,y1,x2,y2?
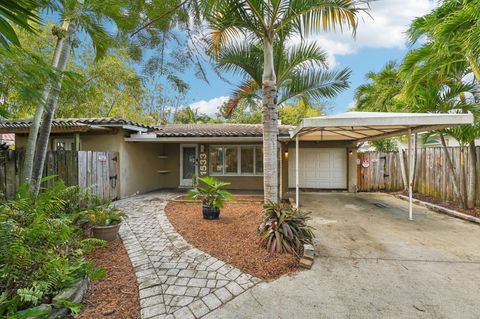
291,112,474,142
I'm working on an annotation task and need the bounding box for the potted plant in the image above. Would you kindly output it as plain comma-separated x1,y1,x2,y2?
75,203,125,242
188,176,232,219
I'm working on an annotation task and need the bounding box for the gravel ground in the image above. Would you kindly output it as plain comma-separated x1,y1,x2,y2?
165,200,299,280
78,241,140,319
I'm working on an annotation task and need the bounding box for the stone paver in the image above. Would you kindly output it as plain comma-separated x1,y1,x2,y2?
116,192,261,318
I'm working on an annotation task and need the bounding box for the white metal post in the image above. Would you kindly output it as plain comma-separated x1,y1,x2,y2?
295,135,299,209
408,129,414,221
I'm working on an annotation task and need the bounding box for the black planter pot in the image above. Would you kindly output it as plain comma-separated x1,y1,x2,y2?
202,205,220,220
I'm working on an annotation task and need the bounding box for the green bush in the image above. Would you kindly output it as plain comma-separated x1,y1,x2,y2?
257,201,315,257
0,179,105,317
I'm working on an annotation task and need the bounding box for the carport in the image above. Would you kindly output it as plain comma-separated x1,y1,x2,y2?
290,112,474,220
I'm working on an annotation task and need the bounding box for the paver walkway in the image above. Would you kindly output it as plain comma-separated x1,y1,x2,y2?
115,192,260,319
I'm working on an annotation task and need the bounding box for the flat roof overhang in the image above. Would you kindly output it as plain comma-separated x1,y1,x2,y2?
290,112,475,141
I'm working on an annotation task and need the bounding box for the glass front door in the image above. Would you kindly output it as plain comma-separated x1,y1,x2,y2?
180,145,197,186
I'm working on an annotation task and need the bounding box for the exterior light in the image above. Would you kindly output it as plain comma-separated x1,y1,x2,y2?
349,150,353,156
284,150,288,159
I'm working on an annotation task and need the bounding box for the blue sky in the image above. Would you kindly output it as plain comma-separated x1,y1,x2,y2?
183,0,436,116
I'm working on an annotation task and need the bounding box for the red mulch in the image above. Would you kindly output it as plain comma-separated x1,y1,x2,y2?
164,200,299,280
395,191,480,218
173,194,263,202
77,241,140,319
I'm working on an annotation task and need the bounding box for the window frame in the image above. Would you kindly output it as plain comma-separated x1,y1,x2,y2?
209,145,263,176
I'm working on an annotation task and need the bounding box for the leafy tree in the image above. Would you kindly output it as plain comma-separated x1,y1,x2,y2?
217,101,262,124
278,100,324,125
202,0,367,202
173,106,212,124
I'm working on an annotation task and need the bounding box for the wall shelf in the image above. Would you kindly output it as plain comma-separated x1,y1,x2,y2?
157,170,170,174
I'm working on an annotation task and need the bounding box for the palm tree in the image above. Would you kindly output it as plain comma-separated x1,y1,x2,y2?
354,61,406,112
201,0,367,202
217,41,350,116
404,73,479,209
0,0,39,48
25,0,137,195
404,0,480,209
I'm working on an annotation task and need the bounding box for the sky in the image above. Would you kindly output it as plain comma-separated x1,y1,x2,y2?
184,0,436,117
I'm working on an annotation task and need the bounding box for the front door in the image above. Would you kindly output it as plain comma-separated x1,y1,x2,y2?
180,144,198,187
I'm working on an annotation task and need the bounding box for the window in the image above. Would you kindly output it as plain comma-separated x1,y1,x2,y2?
255,146,263,174
210,145,263,176
224,147,238,174
210,146,223,174
241,147,254,174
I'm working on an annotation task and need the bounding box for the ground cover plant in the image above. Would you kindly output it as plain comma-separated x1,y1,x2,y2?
0,179,106,318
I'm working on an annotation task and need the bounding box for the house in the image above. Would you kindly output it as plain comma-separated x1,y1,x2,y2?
0,112,473,200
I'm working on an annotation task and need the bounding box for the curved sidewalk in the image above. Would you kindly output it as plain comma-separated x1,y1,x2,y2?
115,192,261,319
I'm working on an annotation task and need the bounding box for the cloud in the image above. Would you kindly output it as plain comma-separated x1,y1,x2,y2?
302,0,436,64
189,96,229,116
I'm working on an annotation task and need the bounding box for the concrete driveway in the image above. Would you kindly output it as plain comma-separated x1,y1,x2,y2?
205,192,480,319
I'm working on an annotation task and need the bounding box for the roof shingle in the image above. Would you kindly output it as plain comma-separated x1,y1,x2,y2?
154,123,293,137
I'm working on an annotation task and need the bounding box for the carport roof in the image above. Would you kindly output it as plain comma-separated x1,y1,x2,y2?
291,112,474,141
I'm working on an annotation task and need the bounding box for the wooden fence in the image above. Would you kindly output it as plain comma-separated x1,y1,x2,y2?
357,147,480,207
0,150,119,201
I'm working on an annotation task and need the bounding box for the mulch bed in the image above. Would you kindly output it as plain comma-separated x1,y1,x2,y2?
173,194,263,202
164,200,299,280
77,241,140,319
395,191,480,218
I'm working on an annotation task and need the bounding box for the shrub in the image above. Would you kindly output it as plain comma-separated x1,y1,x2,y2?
0,180,105,317
188,176,232,209
257,201,314,257
74,202,125,228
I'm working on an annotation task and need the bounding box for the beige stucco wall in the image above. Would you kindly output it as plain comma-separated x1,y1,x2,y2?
15,131,359,197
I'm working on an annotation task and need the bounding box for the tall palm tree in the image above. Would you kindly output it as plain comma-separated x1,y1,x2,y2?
217,41,350,116
201,0,367,202
404,0,480,208
26,0,137,195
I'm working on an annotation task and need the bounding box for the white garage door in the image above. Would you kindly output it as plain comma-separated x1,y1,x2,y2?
288,148,347,189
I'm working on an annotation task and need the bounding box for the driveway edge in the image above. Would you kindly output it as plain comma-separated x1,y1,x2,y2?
395,194,480,225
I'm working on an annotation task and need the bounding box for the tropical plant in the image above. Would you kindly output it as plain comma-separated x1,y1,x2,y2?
257,201,314,256
403,0,480,209
354,61,406,112
369,138,398,152
188,176,232,210
217,41,350,117
0,0,39,48
75,203,125,228
201,0,368,203
0,179,105,316
23,0,145,195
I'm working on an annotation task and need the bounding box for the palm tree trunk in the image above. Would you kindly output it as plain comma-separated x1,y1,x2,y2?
440,134,466,208
30,22,75,195
467,141,477,209
21,31,66,184
262,37,279,203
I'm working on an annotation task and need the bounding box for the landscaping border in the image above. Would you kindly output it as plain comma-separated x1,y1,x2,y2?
395,194,480,225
